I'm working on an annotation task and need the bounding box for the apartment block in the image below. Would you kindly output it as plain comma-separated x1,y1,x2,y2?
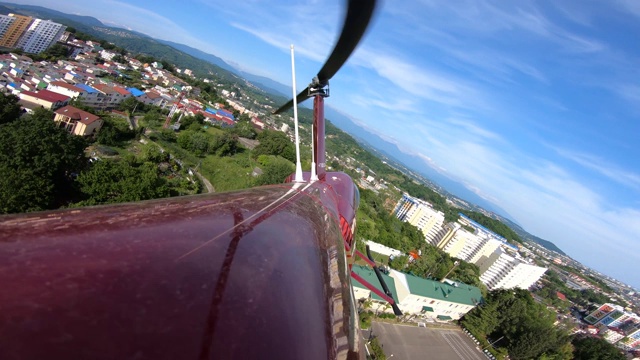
0,14,15,39
0,14,32,48
16,19,66,54
393,193,444,244
477,248,546,290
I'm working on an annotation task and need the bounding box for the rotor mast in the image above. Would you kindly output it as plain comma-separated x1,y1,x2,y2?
309,78,330,181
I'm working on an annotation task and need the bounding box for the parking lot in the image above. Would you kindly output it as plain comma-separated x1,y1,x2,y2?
369,322,486,360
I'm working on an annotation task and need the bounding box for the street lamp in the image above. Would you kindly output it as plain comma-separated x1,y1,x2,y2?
440,260,460,282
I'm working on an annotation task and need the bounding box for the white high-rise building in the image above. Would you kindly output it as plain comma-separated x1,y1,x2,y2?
477,248,546,290
0,15,16,39
16,19,65,54
393,193,445,244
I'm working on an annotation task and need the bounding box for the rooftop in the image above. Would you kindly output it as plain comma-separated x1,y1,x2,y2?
400,271,483,306
49,81,83,93
351,265,399,303
55,105,101,125
21,89,69,103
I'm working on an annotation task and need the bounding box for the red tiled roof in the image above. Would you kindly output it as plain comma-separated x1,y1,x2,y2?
49,81,83,93
556,292,567,301
20,89,70,103
145,91,161,99
92,83,116,94
55,105,101,125
113,86,131,96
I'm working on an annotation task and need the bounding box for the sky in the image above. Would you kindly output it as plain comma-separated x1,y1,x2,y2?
10,0,640,289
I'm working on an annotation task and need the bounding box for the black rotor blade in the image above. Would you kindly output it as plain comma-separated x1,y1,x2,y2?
273,0,377,114
274,86,310,115
317,0,376,82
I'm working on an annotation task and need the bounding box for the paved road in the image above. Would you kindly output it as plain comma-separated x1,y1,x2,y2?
370,322,485,360
194,171,215,193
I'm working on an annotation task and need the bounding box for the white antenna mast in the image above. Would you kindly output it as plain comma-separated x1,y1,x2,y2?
290,45,304,182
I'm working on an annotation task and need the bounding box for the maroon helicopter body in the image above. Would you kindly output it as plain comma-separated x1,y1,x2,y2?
0,172,363,359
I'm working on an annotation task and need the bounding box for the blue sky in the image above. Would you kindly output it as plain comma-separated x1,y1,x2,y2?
13,0,640,288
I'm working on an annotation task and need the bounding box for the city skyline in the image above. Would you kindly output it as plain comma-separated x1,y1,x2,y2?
5,0,640,289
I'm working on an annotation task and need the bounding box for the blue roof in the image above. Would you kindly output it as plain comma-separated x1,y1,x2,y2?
205,108,217,114
217,108,235,120
126,87,145,97
75,83,98,94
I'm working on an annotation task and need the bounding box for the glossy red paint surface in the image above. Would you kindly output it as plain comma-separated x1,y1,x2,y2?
313,95,327,181
0,182,361,359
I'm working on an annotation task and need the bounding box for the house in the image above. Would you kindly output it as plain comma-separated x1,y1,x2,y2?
351,264,483,321
19,89,70,110
54,105,103,136
142,91,163,106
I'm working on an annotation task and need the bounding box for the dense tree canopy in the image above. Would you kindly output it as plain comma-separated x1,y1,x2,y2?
252,130,295,162
97,116,137,146
0,93,22,125
0,108,88,213
461,289,572,360
75,159,170,205
355,189,425,253
254,155,294,185
572,335,625,360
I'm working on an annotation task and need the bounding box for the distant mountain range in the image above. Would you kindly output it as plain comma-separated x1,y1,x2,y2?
0,2,565,256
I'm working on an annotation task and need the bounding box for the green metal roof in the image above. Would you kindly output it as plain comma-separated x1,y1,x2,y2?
351,265,399,303
422,306,434,312
437,315,452,320
404,274,483,306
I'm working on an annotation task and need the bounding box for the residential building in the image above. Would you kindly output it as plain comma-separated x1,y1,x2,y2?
47,81,104,108
0,14,15,39
16,19,66,54
18,89,69,110
0,14,32,48
351,265,399,307
584,303,623,325
351,265,482,321
477,248,547,290
601,327,625,344
393,193,444,244
618,326,640,350
54,105,103,136
601,309,634,327
365,240,403,258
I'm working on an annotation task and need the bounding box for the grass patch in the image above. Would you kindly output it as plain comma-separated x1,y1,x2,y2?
354,250,390,267
200,151,258,192
205,126,224,136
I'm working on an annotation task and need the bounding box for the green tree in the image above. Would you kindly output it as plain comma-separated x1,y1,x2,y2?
229,119,257,139
142,109,163,128
0,93,23,125
252,130,295,162
461,289,571,360
112,54,126,63
43,44,70,59
389,255,408,271
157,128,177,142
177,130,210,156
75,160,169,205
118,97,145,114
210,132,239,157
96,116,136,146
255,156,295,185
0,108,88,213
142,143,168,163
572,335,624,360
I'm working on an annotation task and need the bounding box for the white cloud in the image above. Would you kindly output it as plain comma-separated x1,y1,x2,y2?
553,147,640,191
